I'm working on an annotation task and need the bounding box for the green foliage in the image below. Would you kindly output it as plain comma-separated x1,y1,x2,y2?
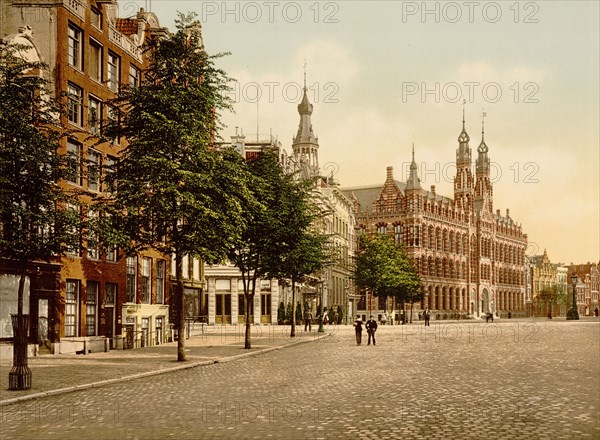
295,301,303,322
353,234,421,305
93,13,250,360
277,301,286,324
285,302,293,323
0,43,79,264
97,13,248,262
539,285,561,305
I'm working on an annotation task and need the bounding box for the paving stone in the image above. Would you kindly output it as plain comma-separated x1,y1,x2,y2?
0,320,598,439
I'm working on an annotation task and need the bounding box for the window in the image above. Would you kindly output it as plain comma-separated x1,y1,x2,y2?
156,260,166,304
377,225,387,235
65,280,79,337
107,105,119,144
261,293,271,316
67,83,83,126
88,96,101,135
68,24,82,69
86,282,98,336
126,256,137,302
394,224,403,245
66,140,81,184
141,317,149,347
87,209,99,259
129,65,141,88
188,257,194,280
103,156,116,193
87,149,101,191
91,8,102,30
155,317,164,345
66,203,81,256
105,283,117,306
89,40,102,83
142,257,152,303
107,52,120,92
238,294,253,317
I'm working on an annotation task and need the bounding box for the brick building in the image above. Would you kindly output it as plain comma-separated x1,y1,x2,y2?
1,0,171,352
342,113,528,320
567,262,600,317
528,250,569,317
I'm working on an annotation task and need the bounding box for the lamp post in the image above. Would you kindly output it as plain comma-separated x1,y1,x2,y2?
344,284,349,325
567,273,580,320
318,279,325,333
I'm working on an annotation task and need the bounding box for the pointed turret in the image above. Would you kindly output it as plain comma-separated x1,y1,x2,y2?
292,68,319,177
454,102,474,213
405,144,422,191
475,111,493,213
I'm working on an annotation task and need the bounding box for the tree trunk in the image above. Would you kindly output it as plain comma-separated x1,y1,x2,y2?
244,277,254,349
17,269,25,316
9,269,31,390
175,252,186,361
290,279,296,337
410,301,413,323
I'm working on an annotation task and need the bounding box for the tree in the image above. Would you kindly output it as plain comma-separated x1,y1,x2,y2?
539,285,559,317
97,14,250,362
0,43,78,389
270,177,330,337
228,152,328,346
277,301,286,325
353,234,421,323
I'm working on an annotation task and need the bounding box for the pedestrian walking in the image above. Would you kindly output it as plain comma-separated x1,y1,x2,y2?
353,315,363,345
424,308,431,327
595,307,599,318
366,315,378,345
304,310,313,331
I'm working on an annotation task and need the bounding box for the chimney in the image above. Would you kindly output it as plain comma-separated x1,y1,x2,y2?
386,166,393,181
496,209,500,216
431,185,436,196
506,208,510,217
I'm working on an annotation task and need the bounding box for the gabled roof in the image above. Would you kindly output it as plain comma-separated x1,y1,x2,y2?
341,180,406,214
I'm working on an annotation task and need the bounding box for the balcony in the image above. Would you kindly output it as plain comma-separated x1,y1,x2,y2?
108,23,143,63
63,0,86,20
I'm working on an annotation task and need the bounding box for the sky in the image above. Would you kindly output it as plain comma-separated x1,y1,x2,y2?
120,1,599,265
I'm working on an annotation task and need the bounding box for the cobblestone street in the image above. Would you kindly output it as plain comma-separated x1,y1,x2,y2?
1,320,599,440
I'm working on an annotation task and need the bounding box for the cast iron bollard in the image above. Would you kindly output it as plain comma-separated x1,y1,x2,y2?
9,314,32,390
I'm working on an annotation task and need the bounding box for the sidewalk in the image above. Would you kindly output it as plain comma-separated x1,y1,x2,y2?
0,325,328,406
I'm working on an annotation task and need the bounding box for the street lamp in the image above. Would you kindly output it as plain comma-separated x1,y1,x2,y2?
344,283,349,325
567,273,580,320
318,279,325,333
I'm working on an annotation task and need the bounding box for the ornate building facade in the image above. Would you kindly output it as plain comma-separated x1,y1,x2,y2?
290,82,355,323
567,262,599,317
343,113,528,320
529,250,569,317
205,79,356,325
1,1,171,352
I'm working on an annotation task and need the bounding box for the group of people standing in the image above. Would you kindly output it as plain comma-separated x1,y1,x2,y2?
353,315,378,345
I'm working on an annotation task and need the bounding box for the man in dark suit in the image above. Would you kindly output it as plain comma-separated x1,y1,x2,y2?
353,315,363,345
366,315,378,345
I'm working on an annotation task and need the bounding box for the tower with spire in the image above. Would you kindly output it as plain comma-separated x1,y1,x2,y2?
292,66,320,177
454,101,474,212
474,110,493,213
405,144,422,192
